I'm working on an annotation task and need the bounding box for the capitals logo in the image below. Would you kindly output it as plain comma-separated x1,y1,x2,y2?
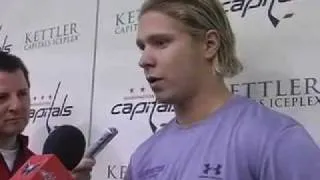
0,25,12,53
222,0,294,27
29,81,74,133
110,87,174,133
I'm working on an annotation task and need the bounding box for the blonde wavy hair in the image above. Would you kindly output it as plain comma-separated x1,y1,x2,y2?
139,0,243,77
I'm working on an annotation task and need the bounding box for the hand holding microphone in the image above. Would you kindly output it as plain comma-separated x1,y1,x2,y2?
10,125,118,180
85,127,118,158
42,125,118,180
10,125,86,180
71,158,96,180
72,127,118,180
42,125,97,180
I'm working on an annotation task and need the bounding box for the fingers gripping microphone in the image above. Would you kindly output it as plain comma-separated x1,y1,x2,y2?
10,125,86,180
85,127,118,158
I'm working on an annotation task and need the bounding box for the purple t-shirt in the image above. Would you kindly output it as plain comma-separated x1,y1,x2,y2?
125,95,320,180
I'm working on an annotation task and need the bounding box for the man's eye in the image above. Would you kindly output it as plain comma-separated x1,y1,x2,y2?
153,39,169,48
0,94,8,101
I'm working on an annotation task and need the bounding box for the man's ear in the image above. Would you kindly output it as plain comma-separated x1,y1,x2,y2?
203,29,220,60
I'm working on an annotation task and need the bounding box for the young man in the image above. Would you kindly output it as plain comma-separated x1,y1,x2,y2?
0,51,95,180
125,0,320,179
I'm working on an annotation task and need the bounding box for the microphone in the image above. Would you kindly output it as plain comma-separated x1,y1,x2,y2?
10,125,86,180
42,125,86,170
85,127,118,158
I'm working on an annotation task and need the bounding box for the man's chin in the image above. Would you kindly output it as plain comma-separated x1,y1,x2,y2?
1,127,26,137
155,97,172,104
154,93,177,105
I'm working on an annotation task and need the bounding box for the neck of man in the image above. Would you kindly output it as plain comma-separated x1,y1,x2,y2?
0,134,18,150
174,78,231,126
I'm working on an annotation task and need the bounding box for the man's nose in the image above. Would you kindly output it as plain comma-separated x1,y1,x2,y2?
8,95,23,112
138,47,156,69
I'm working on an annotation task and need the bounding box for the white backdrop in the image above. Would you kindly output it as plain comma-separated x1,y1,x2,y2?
0,0,319,179
0,0,97,153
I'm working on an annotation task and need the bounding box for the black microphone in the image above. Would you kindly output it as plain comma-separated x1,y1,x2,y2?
10,125,85,180
42,125,86,170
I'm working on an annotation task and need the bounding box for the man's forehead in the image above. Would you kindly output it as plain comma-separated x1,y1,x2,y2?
137,32,175,41
137,12,186,37
0,69,23,77
0,70,28,88
136,22,187,44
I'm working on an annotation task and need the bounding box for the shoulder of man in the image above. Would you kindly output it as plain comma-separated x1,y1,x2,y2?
130,118,175,162
232,96,319,177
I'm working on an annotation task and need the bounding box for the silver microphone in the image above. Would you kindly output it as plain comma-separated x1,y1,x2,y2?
85,127,118,158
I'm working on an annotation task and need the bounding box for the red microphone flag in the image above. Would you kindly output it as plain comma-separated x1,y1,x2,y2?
10,154,73,180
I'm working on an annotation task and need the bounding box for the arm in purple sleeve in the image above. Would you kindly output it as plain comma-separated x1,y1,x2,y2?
260,125,320,180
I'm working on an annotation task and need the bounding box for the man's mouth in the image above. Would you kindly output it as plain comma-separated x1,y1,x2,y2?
147,76,163,84
5,117,24,123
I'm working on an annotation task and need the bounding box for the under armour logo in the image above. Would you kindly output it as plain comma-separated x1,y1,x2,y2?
203,163,222,175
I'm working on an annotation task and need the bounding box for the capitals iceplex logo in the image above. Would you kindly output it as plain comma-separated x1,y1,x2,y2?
223,0,294,27
29,82,74,133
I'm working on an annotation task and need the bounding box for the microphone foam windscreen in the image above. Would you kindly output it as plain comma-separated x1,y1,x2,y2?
42,125,86,170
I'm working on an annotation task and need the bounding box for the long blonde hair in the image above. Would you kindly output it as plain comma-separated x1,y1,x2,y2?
139,0,243,77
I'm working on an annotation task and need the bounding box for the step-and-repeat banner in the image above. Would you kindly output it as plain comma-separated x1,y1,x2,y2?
1,0,319,179
0,0,97,153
